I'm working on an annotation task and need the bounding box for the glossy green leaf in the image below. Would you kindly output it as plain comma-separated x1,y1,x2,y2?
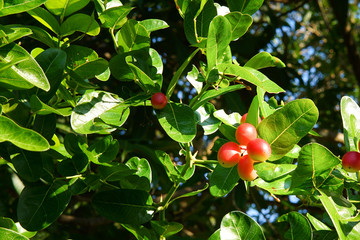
60,13,100,37
218,63,284,94
225,12,253,41
120,157,152,191
30,95,72,116
57,153,89,177
318,189,360,240
244,52,286,69
88,135,120,164
291,143,340,190
278,212,313,240
258,99,319,160
213,110,241,126
122,224,157,240
65,45,108,80
156,103,196,143
306,213,331,231
340,96,360,151
208,229,220,240
116,19,150,54
99,5,133,29
98,162,135,181
0,43,50,91
220,211,265,240
186,65,203,94
156,150,180,183
27,7,60,35
35,48,67,102
191,84,245,110
0,217,17,231
0,228,28,240
254,162,296,182
207,15,232,71
0,25,32,47
0,0,47,16
227,0,264,15
246,94,260,127
17,181,71,231
209,165,239,197
11,150,43,182
127,62,159,92
140,19,169,32
150,221,183,238
195,103,221,135
92,189,155,225
24,25,57,48
71,90,127,134
0,116,49,151
45,0,90,17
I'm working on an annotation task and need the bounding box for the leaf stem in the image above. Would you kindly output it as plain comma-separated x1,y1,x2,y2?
189,83,211,108
110,28,119,53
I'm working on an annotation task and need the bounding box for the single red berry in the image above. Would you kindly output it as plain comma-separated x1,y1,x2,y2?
235,123,257,146
217,142,242,168
151,92,167,110
342,151,360,172
237,155,258,181
247,138,271,162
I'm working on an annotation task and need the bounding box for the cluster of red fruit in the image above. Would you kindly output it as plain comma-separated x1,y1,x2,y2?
217,114,271,181
342,146,360,172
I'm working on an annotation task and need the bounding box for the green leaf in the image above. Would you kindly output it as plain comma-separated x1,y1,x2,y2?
340,96,360,152
318,189,360,240
257,99,319,160
35,48,67,102
224,12,253,41
186,65,203,94
71,90,127,134
65,45,108,80
57,153,89,177
0,217,17,231
306,213,331,231
33,114,56,142
0,43,50,91
191,84,245,110
98,163,135,181
88,135,120,164
209,165,239,197
27,7,60,35
0,25,32,47
227,0,264,15
218,64,284,94
169,183,209,205
122,224,157,240
140,19,169,32
17,181,71,231
0,0,47,16
254,162,296,182
156,150,180,183
291,143,340,190
195,103,221,135
252,174,308,195
278,212,313,240
213,110,241,126
99,5,133,29
207,15,232,71
220,211,265,240
151,221,183,238
11,150,43,182
244,52,286,69
45,0,90,17
127,62,159,92
208,229,221,240
116,19,150,55
246,94,260,127
120,157,152,191
156,103,196,143
92,189,155,225
0,116,49,152
60,13,100,37
23,25,57,48
30,95,72,116
0,228,29,240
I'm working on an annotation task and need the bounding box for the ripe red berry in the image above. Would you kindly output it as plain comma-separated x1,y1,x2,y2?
342,151,360,172
151,92,167,110
217,142,242,168
235,123,257,145
247,138,271,162
237,155,258,181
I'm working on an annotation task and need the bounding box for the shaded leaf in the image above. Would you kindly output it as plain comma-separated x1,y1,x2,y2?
278,212,313,240
209,165,239,197
60,13,100,37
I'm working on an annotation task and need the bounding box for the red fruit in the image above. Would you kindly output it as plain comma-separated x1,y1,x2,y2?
240,113,262,124
235,123,257,145
342,151,360,172
151,92,167,110
237,155,258,181
247,138,271,162
217,142,242,168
